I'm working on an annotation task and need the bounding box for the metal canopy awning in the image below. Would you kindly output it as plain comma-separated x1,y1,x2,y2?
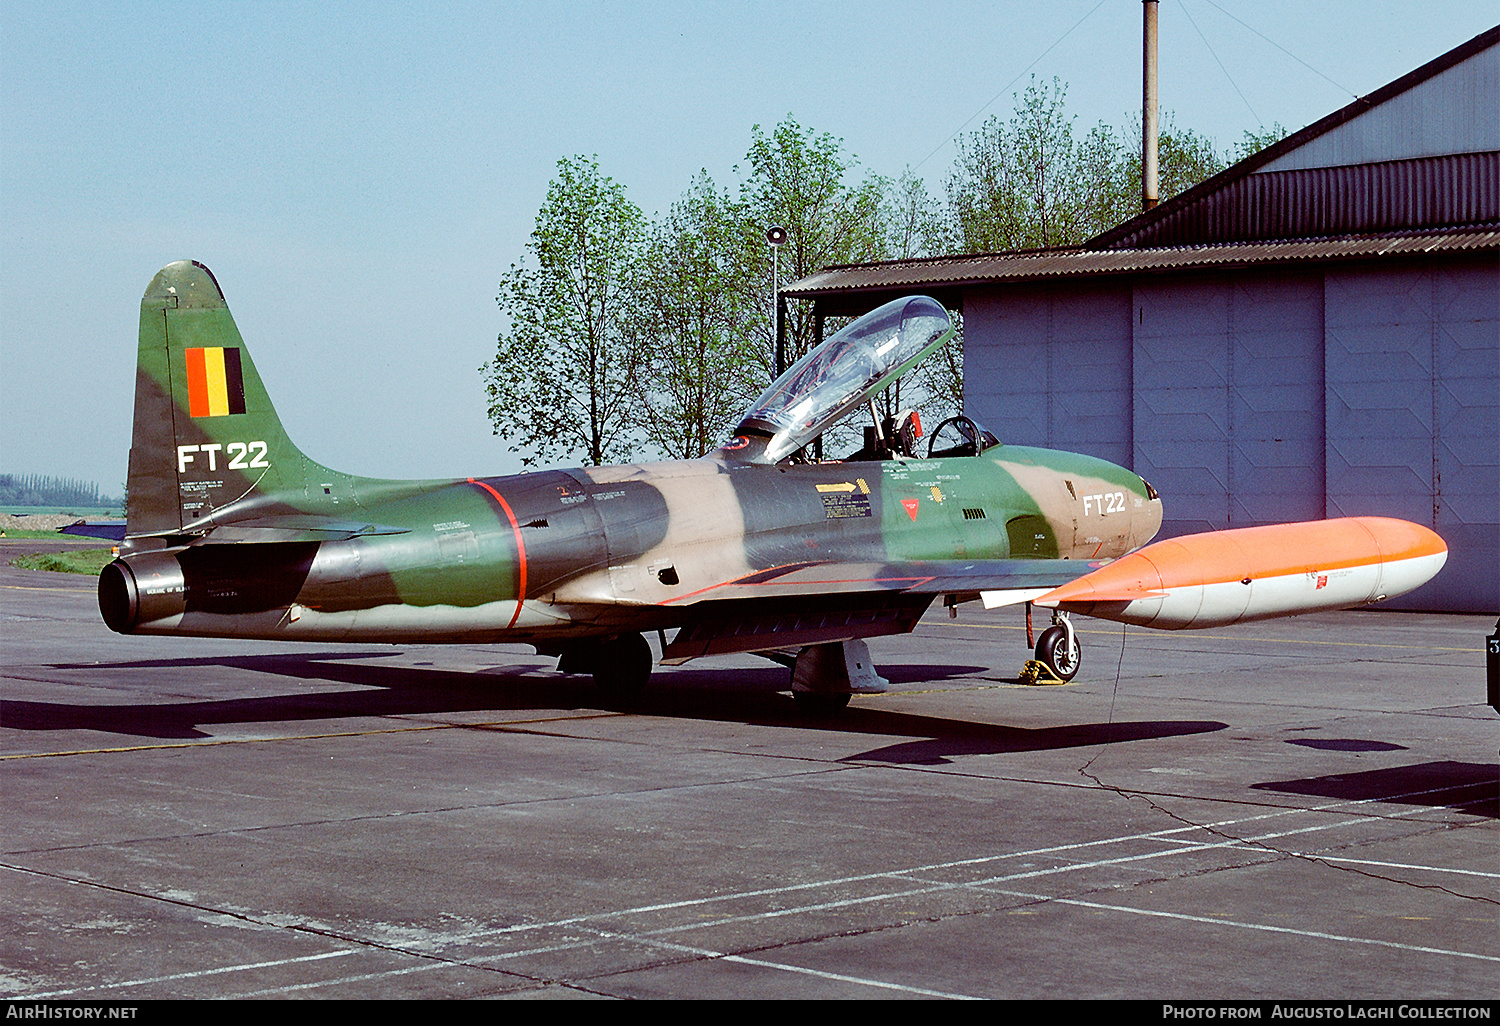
780,228,1500,318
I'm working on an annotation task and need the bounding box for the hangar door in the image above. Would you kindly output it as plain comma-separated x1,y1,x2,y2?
1131,272,1326,537
963,284,1134,472
965,273,1328,539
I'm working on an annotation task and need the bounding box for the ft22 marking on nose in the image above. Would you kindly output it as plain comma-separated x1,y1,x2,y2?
1082,491,1126,516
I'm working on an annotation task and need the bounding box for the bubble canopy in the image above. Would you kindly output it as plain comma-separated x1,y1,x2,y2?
732,296,955,464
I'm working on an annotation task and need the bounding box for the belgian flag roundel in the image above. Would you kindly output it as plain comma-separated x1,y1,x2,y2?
184,347,246,417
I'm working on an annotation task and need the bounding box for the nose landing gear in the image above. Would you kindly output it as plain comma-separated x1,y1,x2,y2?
1032,611,1081,682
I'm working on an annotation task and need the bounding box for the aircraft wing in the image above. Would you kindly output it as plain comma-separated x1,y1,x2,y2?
658,558,1099,663
657,514,1450,660
662,558,1100,602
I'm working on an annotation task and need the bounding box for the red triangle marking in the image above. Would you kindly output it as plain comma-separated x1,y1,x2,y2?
901,498,919,521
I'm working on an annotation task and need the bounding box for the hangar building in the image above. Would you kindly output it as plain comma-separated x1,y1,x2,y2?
783,27,1498,612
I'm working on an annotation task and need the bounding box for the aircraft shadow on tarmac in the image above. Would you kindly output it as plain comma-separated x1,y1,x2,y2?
7,651,1227,757
1254,760,1499,819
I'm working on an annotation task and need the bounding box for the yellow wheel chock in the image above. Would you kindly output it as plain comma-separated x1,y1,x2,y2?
1019,659,1070,685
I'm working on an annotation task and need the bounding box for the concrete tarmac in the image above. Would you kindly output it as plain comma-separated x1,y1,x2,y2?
2,545,1495,1000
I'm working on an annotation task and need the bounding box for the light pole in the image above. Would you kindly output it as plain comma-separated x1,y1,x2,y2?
1142,0,1160,210
767,225,787,376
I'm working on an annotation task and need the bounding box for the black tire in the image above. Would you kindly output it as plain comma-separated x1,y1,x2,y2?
1034,625,1081,682
792,690,851,715
592,632,652,697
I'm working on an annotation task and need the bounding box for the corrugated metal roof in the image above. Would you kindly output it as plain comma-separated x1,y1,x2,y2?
1103,151,1498,248
782,229,1500,300
1088,26,1499,250
783,27,1500,313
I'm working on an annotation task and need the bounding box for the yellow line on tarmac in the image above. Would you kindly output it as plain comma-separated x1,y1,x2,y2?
1,583,92,593
0,712,625,761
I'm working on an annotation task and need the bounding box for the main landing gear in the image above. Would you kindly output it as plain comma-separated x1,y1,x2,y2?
557,632,653,701
789,639,887,716
557,634,891,716
792,691,851,715
593,632,653,697
1032,611,1082,682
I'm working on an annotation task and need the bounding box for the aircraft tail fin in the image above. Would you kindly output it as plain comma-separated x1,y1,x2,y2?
126,261,332,539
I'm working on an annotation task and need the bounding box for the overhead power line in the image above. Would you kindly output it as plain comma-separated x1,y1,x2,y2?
910,0,1109,175
1177,0,1263,128
1198,0,1361,100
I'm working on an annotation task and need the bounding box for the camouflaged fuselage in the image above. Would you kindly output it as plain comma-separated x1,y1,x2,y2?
112,445,1160,644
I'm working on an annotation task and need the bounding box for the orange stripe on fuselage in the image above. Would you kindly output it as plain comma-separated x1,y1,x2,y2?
1042,517,1446,603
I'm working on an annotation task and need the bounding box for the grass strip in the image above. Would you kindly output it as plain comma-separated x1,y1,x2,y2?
11,549,115,575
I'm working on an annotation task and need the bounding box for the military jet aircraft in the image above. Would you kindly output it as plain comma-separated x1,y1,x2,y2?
99,260,1449,710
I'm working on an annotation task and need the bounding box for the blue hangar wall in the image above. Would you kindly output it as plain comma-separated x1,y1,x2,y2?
961,255,1499,613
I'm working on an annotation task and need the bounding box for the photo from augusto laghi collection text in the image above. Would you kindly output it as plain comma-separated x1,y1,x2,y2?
1161,1006,1494,1020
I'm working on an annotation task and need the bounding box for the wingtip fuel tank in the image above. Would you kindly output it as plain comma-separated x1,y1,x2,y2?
1034,517,1448,629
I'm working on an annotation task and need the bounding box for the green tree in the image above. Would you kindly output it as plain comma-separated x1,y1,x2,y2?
631,171,758,459
482,104,1254,468
884,167,949,260
731,117,890,380
1158,123,1226,198
1123,117,1228,205
946,79,1240,252
945,77,1136,251
483,156,646,466
1233,123,1290,162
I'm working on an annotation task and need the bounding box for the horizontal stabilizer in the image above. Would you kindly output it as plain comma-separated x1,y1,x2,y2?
60,522,128,541
199,515,411,543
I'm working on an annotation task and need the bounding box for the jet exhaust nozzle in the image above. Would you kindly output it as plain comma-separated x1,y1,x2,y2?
99,551,188,633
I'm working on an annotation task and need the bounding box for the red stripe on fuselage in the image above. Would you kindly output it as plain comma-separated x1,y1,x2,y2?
468,478,527,629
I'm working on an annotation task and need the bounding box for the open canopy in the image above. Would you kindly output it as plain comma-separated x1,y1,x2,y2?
731,295,955,464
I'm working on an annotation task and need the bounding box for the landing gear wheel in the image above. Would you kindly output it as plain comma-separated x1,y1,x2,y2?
793,690,852,715
1034,625,1081,682
591,632,652,699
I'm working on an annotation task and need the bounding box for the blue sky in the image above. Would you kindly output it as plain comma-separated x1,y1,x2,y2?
3,0,1495,489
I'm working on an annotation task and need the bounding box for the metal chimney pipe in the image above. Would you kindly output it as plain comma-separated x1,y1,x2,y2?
1143,0,1160,210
